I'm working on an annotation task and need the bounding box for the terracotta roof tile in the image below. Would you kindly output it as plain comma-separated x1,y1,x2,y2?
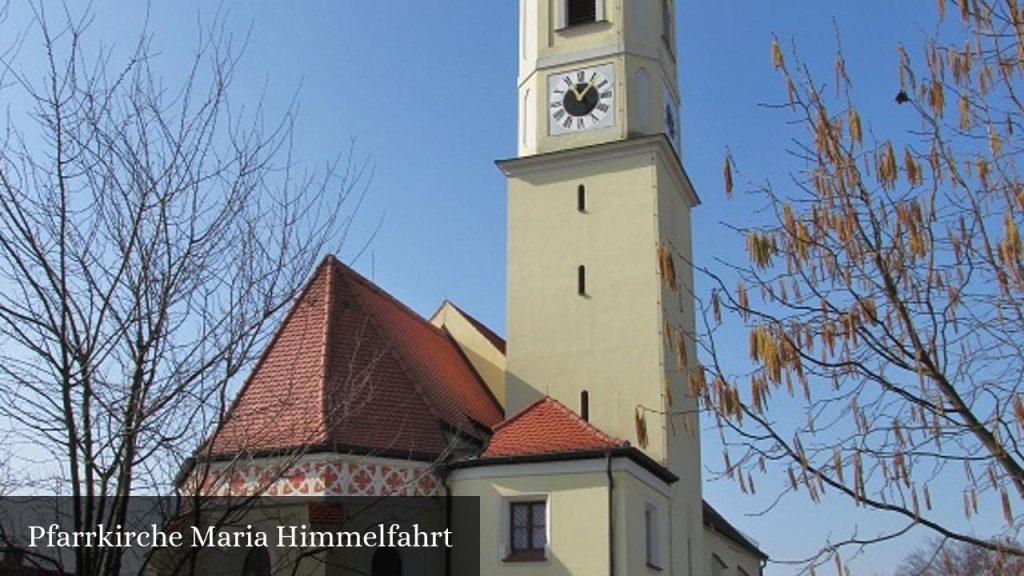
209,256,503,458
481,396,626,458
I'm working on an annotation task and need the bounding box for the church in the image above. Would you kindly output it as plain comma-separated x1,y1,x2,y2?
197,1,767,575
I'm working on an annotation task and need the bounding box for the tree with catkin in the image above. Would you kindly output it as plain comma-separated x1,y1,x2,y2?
700,0,1024,570
894,537,1024,576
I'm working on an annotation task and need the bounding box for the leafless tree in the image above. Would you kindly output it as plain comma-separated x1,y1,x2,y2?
688,0,1024,572
894,538,1024,576
0,2,367,575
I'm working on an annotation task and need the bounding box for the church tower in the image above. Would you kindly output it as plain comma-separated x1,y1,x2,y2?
498,0,703,572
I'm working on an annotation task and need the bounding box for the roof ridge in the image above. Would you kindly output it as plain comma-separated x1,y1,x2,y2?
481,396,627,459
442,299,506,353
329,260,454,436
318,255,336,440
438,327,504,417
490,395,550,434
491,396,626,445
545,396,627,446
333,258,452,341
205,254,334,453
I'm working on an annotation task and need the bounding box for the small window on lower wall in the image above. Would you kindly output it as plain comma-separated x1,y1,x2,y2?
645,503,661,570
506,500,547,561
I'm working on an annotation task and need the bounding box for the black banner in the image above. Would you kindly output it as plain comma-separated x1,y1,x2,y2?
0,496,480,576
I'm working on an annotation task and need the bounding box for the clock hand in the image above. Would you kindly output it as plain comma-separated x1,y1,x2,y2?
567,83,583,100
576,81,594,101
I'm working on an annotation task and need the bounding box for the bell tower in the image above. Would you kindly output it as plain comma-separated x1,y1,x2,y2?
499,0,702,573
515,0,683,156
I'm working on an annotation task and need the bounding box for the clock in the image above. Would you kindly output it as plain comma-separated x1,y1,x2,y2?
548,63,615,135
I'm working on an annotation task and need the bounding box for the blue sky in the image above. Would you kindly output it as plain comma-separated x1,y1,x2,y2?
0,2,985,574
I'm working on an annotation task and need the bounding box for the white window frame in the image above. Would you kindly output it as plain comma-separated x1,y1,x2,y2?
498,493,551,563
556,0,605,30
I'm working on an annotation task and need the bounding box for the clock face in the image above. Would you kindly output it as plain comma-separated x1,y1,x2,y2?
548,63,615,135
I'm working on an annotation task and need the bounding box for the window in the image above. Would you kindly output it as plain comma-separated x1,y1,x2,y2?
577,265,586,295
577,184,586,212
557,0,604,29
645,504,661,569
580,390,589,421
567,0,597,26
508,501,547,560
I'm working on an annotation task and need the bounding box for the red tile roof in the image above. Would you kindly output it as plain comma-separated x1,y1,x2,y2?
482,396,626,458
208,256,503,459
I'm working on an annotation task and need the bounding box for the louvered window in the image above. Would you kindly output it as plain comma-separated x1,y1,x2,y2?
567,0,597,26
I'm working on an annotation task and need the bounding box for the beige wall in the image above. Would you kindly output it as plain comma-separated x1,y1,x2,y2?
449,456,675,576
502,135,701,576
502,138,696,468
430,301,507,406
705,526,764,576
504,143,664,459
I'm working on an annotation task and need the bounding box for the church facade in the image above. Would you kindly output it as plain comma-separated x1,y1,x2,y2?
197,1,766,575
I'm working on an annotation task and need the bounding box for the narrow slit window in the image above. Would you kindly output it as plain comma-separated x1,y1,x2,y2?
567,0,597,27
577,265,586,295
580,390,589,421
577,184,586,212
645,505,661,569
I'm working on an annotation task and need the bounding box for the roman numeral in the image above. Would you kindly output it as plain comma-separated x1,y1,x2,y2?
553,109,566,121
597,79,609,89
600,90,613,99
596,103,610,113
563,117,573,128
576,118,585,129
577,70,585,82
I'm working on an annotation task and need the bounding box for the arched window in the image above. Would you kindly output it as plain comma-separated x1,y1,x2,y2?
371,548,402,576
242,547,271,576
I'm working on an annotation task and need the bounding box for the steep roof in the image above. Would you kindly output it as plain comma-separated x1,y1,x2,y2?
482,396,626,457
208,256,504,459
